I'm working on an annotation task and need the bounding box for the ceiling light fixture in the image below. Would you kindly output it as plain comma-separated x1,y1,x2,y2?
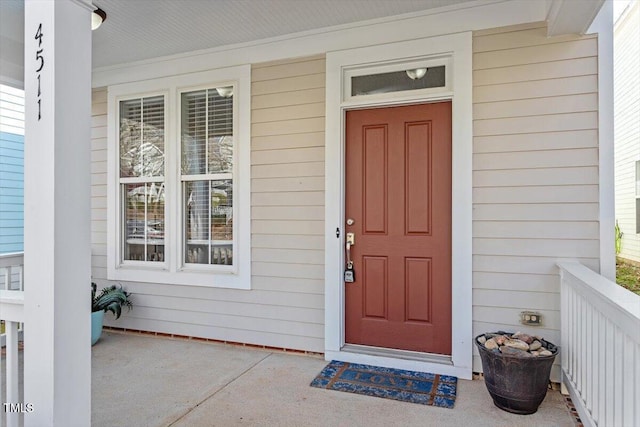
216,86,233,98
92,7,107,30
406,68,427,80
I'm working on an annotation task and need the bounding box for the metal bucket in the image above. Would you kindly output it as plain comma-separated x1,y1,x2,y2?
475,333,558,415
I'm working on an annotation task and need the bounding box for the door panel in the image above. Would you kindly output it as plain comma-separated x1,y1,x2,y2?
362,256,387,318
405,257,432,323
405,121,432,235
345,102,452,355
363,125,387,234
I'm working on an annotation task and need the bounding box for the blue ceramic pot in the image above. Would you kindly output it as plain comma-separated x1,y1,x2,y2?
91,310,105,346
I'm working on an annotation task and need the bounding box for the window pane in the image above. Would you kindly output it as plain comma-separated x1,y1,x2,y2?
181,90,207,175
184,179,233,265
123,182,165,262
120,96,165,177
181,88,233,175
351,66,445,97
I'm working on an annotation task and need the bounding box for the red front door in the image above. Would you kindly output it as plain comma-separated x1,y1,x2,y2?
344,102,452,355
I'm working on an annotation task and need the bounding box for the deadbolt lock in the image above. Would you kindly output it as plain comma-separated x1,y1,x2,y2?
346,232,355,245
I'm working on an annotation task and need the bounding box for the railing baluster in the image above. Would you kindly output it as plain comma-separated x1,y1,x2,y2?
0,339,3,427
615,327,623,426
605,320,614,426
578,293,585,396
594,311,603,425
6,320,19,427
560,271,568,392
571,285,576,381
0,252,25,427
587,294,592,409
635,347,640,427
622,337,634,426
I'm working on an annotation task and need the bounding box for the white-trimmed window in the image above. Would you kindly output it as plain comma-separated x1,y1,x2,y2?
107,66,251,289
342,56,452,105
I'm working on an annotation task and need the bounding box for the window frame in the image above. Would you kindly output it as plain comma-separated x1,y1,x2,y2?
107,65,251,289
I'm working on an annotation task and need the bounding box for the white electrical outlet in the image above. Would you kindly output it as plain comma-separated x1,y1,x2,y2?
520,311,543,326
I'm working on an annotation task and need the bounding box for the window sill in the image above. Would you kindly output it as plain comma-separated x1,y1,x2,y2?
107,264,251,290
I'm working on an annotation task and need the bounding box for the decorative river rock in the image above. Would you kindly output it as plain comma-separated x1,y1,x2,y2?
480,331,553,357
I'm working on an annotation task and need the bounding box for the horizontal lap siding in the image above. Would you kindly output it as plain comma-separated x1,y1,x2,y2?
0,85,24,253
90,55,326,352
614,3,640,263
91,88,107,276
250,56,327,336
472,25,599,380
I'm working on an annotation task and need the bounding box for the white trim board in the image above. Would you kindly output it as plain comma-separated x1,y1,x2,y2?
324,32,473,380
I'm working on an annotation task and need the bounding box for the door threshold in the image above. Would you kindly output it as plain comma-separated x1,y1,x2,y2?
341,344,453,366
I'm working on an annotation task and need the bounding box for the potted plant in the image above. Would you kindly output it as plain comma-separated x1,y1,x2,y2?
91,282,132,345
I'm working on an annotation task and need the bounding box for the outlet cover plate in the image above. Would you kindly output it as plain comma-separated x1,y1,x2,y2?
520,311,543,326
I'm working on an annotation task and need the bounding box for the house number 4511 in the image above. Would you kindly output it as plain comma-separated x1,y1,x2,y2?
35,23,44,121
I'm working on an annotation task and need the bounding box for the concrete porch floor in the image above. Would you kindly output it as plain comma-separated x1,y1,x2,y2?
89,330,576,427
1,330,576,426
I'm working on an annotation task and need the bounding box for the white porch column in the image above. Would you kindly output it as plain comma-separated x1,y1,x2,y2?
23,1,92,426
589,1,616,281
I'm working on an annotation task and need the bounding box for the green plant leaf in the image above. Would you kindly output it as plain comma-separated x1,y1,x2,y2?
91,283,132,318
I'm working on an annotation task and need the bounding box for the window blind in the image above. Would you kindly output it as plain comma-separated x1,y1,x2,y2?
181,87,234,266
119,95,165,262
181,88,233,175
120,95,165,178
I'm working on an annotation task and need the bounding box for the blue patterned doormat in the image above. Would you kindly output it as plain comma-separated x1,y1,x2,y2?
310,360,457,408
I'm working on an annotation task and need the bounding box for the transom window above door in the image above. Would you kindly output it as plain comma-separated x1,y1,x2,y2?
343,56,451,104
351,65,446,96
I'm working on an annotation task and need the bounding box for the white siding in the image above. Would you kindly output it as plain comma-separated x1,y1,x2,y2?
90,55,325,352
614,2,640,263
91,89,107,275
472,24,600,380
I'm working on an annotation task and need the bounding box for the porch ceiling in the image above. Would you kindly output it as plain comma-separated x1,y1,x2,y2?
0,0,605,87
91,0,476,68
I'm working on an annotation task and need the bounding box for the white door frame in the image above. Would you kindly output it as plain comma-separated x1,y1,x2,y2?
324,32,473,379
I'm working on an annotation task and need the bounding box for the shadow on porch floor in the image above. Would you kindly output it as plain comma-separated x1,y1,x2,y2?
90,331,576,427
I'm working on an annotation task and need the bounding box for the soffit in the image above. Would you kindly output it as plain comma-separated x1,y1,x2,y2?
1,0,606,79
90,0,474,68
546,0,606,36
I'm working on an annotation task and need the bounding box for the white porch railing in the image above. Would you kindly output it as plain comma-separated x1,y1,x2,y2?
558,262,640,427
0,252,24,427
0,253,23,290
